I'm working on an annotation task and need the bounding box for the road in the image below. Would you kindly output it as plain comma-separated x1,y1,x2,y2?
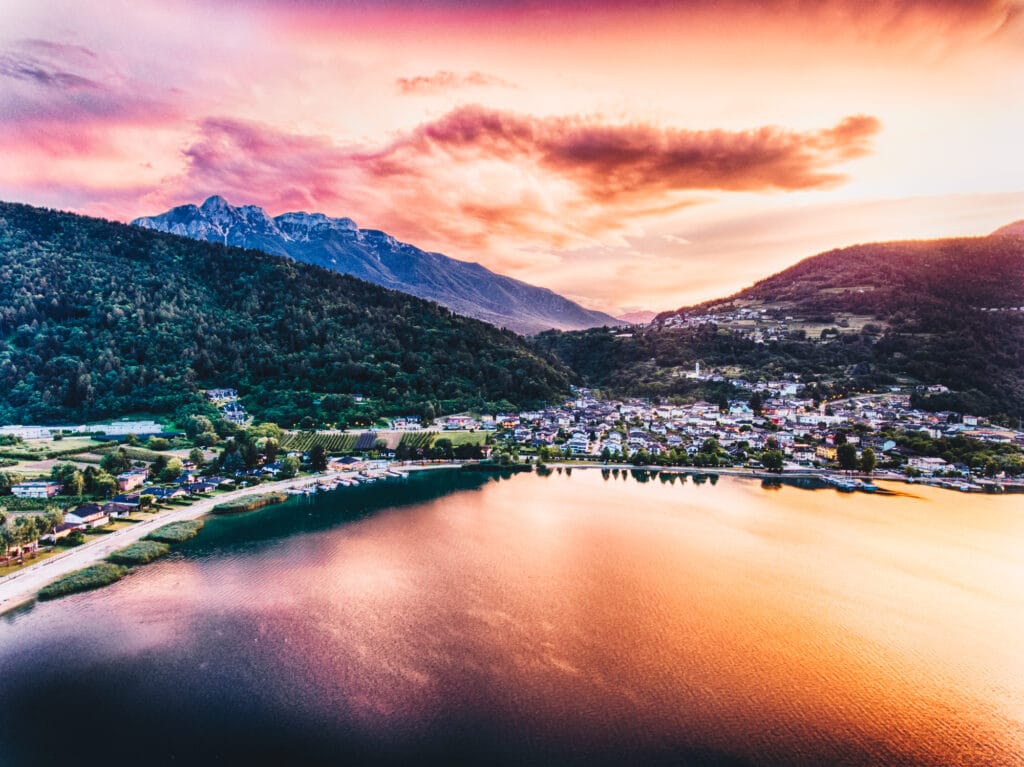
0,472,330,613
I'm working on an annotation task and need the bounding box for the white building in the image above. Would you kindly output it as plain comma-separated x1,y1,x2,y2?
10,481,62,499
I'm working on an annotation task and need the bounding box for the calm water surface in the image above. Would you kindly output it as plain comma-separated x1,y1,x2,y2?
1,468,1022,766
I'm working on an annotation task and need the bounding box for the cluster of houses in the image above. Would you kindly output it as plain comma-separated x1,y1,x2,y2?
8,466,237,545
653,305,868,345
470,385,1024,474
204,388,251,427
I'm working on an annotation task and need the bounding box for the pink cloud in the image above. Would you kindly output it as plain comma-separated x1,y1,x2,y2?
161,107,879,259
395,70,516,95
380,107,880,201
0,38,182,157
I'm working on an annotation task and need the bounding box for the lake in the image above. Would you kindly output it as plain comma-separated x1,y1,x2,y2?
1,468,1022,766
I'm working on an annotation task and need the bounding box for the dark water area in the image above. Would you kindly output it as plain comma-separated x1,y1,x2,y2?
1,469,1022,766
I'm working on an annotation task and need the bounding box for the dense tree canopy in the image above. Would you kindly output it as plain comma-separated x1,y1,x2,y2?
0,203,571,425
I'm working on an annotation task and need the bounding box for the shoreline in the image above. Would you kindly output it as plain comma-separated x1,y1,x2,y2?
540,461,1022,493
0,465,452,615
3,460,1012,615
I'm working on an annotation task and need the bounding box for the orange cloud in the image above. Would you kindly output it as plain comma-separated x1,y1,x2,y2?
381,107,880,200
165,107,879,260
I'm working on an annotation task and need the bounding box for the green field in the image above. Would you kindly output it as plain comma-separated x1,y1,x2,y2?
94,444,167,462
398,431,437,450
397,430,485,450
436,431,487,446
0,437,110,461
279,432,357,453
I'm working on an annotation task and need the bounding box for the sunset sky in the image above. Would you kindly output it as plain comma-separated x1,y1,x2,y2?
2,0,1023,314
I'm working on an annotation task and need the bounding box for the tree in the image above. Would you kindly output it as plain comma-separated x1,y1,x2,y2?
433,438,454,460
149,455,169,480
262,439,279,464
0,526,15,556
748,391,764,415
188,447,206,467
761,450,785,473
279,455,300,479
139,494,156,511
837,443,859,471
159,457,183,483
242,443,260,470
185,415,215,439
146,437,170,451
63,529,86,546
100,448,131,475
50,463,84,496
859,448,877,475
0,470,24,495
250,422,284,442
309,444,328,472
90,470,117,497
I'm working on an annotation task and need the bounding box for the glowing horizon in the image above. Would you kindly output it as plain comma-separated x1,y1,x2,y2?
2,0,1023,314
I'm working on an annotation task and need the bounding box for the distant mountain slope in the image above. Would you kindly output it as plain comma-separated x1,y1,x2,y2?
992,219,1024,236
535,233,1024,417
666,235,1024,319
616,310,658,325
0,202,571,425
132,196,619,335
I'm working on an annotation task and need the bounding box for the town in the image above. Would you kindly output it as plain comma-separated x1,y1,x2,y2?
3,373,1023,576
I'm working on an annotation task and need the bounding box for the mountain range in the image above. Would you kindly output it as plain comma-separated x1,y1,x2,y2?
132,196,618,335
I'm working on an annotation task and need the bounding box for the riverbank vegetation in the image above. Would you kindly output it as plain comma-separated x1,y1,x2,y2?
145,520,204,543
212,492,288,515
106,541,170,565
37,562,127,600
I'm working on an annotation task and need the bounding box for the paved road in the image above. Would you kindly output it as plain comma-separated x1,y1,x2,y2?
0,473,329,613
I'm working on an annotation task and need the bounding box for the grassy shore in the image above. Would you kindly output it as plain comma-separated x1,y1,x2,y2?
145,519,205,543
212,491,289,515
37,563,127,600
106,540,170,565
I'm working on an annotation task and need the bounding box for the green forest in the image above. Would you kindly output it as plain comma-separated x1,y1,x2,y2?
0,202,572,426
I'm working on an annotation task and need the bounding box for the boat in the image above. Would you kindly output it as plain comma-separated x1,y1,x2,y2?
856,480,878,493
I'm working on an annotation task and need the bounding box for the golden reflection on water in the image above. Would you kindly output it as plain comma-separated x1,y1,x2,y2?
102,471,1024,764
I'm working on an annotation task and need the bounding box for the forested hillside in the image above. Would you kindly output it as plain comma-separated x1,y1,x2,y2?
0,202,571,425
536,234,1024,419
